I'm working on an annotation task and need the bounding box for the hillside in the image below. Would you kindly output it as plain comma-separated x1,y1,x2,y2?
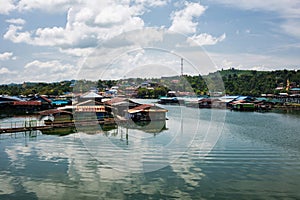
0,69,300,97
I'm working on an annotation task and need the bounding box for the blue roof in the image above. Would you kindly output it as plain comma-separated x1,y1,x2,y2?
290,88,300,91
221,95,239,99
256,97,268,101
0,95,23,102
235,96,253,100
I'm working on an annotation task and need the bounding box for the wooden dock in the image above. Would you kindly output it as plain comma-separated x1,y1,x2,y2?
0,117,165,134
0,119,119,134
0,123,75,134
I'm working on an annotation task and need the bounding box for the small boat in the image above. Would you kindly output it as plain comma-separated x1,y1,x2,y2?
157,97,184,105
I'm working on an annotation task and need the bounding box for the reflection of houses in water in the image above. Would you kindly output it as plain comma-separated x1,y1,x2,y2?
40,126,76,136
109,120,168,146
120,120,167,134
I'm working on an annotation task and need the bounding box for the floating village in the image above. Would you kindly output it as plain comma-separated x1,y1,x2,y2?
1,77,300,135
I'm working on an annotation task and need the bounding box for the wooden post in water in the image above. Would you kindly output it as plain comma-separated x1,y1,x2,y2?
126,128,128,145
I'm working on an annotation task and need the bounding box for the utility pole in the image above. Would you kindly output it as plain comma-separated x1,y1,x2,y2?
181,58,183,76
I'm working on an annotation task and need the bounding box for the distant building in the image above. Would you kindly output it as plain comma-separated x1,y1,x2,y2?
290,88,300,95
123,87,138,97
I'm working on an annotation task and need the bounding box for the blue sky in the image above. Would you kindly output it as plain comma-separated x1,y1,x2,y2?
0,0,300,83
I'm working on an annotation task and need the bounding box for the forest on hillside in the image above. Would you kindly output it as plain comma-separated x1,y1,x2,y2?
0,69,299,97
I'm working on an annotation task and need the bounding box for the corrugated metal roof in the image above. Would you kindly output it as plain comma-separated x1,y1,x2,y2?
81,91,103,98
0,95,22,102
13,101,42,106
127,104,167,114
39,109,72,116
290,88,300,91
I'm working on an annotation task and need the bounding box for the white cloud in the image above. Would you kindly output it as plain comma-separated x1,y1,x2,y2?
6,18,26,25
0,52,14,61
3,25,31,43
22,60,77,82
281,20,300,38
0,67,16,75
0,0,15,14
1,0,170,15
94,4,136,26
74,29,220,80
24,60,73,72
169,2,206,34
134,0,170,7
187,33,226,46
3,1,145,48
17,0,73,13
59,47,95,57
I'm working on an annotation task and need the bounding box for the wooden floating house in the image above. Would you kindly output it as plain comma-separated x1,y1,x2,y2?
42,98,168,126
73,100,113,121
0,95,53,114
127,104,168,122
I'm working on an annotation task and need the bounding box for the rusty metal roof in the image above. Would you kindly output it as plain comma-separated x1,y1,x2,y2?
39,109,73,116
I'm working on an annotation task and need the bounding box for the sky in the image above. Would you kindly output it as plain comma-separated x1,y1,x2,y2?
0,0,300,84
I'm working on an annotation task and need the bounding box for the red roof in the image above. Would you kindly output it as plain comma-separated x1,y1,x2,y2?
13,101,42,106
127,104,167,114
130,104,152,111
103,97,127,106
39,96,52,103
39,109,72,116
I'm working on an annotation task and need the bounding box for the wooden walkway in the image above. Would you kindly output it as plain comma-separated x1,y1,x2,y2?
0,123,75,134
0,118,159,134
0,119,120,134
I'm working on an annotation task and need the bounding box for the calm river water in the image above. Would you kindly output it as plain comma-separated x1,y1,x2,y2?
0,103,300,199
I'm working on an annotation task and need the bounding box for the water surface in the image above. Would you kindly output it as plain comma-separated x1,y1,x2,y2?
0,106,300,199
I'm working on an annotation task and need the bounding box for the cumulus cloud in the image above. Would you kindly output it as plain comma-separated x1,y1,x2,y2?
0,0,15,14
94,4,137,26
22,60,77,82
187,33,226,46
16,0,73,13
3,25,31,43
0,67,16,75
0,52,14,61
134,0,170,7
24,60,74,73
3,1,146,48
1,0,170,15
59,48,95,57
5,18,26,25
169,2,206,34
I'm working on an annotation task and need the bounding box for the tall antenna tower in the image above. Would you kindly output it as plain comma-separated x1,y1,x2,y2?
181,58,183,76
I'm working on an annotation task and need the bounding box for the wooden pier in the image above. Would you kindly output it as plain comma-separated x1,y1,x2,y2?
0,122,75,134
0,119,120,134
